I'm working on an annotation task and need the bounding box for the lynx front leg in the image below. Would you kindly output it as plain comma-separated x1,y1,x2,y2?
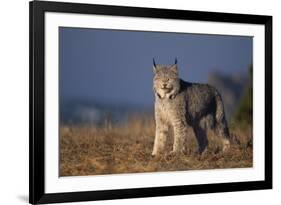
152,119,169,156
172,120,188,154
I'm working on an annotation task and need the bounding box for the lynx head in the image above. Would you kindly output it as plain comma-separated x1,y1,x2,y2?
153,58,180,99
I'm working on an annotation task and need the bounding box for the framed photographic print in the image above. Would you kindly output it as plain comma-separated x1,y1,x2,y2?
29,0,272,204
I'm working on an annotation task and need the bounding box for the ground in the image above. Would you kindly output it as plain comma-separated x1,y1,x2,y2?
60,115,252,176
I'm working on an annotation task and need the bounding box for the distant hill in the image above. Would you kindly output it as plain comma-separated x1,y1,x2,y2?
208,71,250,121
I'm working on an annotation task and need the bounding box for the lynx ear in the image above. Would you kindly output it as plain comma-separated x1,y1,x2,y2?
170,64,178,74
170,58,178,73
153,65,158,74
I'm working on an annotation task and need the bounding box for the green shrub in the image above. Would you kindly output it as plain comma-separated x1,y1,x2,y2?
231,65,253,129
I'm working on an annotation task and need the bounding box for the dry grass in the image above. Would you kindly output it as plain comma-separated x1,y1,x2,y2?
60,115,253,176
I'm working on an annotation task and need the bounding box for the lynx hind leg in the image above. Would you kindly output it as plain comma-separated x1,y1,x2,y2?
216,118,230,152
193,123,209,155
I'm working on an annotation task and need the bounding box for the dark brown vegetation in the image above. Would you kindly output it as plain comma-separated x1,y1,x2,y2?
60,115,252,176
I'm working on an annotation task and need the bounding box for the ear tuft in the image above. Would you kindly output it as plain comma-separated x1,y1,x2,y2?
153,58,156,67
153,58,158,74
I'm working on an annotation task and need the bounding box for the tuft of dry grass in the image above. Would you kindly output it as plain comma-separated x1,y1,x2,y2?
59,115,252,176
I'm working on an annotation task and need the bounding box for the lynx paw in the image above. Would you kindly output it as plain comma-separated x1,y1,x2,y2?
222,139,230,152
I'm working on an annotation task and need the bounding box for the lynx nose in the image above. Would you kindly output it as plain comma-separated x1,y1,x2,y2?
163,83,167,88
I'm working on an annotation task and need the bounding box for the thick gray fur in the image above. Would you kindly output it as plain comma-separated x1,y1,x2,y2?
152,60,230,156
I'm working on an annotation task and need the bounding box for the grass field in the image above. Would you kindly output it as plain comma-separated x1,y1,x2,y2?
59,115,253,176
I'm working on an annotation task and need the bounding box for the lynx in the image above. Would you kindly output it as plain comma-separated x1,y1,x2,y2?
152,59,230,156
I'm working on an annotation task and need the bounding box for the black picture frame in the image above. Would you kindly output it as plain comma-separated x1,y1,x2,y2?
29,0,272,204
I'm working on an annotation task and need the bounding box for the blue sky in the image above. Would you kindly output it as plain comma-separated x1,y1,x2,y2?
59,27,252,107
